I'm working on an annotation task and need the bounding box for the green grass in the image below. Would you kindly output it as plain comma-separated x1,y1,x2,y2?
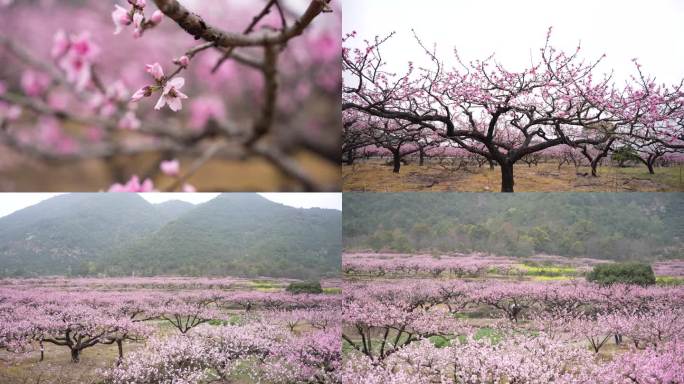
254,287,280,292
531,275,573,281
656,276,684,286
607,165,684,190
473,327,503,343
454,327,504,344
428,335,451,348
208,315,242,326
519,264,578,277
323,287,342,294
250,280,282,289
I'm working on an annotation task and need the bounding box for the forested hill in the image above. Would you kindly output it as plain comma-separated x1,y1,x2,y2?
343,193,683,260
0,194,341,279
107,194,342,278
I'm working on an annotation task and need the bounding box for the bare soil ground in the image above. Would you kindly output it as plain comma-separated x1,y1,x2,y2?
342,160,684,192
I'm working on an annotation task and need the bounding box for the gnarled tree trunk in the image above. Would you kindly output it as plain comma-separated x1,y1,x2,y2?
392,152,401,173
500,161,515,192
70,348,80,363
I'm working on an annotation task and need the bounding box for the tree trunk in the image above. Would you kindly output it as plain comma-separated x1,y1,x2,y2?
419,149,425,166
70,348,80,363
345,149,355,165
116,339,124,365
392,152,401,173
614,334,622,345
590,160,599,177
488,159,495,170
500,161,514,192
39,340,44,362
646,161,655,174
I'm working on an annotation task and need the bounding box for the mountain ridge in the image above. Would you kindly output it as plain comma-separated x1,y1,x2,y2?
0,193,341,279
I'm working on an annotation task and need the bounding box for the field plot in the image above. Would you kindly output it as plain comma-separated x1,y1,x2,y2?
341,253,684,383
343,161,684,192
0,277,340,384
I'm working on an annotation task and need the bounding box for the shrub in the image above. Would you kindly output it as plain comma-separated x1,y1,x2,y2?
286,281,323,294
586,262,656,286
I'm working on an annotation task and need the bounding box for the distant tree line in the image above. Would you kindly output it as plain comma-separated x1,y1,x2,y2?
344,193,683,260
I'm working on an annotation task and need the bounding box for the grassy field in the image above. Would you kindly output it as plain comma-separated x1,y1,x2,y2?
342,160,684,192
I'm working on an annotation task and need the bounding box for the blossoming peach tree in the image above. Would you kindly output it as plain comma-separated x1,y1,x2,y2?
0,0,341,191
0,280,342,383
340,275,684,384
342,28,684,191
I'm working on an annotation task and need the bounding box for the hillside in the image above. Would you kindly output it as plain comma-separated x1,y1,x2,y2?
343,193,683,260
0,194,166,276
0,194,341,279
108,194,342,278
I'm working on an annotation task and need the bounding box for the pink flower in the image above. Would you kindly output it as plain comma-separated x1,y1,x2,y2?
131,86,151,102
7,105,21,120
106,81,129,101
47,91,69,111
160,159,180,176
99,101,117,117
145,62,164,81
182,183,196,192
189,96,225,130
129,0,146,8
21,70,50,97
70,32,98,59
310,33,340,62
118,111,141,130
108,175,155,192
150,10,163,25
51,29,70,59
132,13,144,37
0,102,21,121
112,5,132,35
176,55,190,68
57,32,99,91
36,117,77,154
154,77,188,112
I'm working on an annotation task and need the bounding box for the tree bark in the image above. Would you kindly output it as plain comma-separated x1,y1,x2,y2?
614,334,622,345
418,148,425,166
116,339,124,366
345,148,355,165
590,160,599,177
392,152,401,173
500,161,514,192
639,156,656,174
70,348,80,363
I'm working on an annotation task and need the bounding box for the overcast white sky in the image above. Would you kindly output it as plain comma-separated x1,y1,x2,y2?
0,193,342,218
343,0,684,84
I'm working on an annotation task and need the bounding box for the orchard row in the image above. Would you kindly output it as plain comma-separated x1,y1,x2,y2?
343,29,684,191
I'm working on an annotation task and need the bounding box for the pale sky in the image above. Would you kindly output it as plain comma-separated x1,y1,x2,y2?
343,0,684,85
0,193,342,218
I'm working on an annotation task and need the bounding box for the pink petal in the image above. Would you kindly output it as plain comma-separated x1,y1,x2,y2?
167,96,182,112
154,95,167,110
